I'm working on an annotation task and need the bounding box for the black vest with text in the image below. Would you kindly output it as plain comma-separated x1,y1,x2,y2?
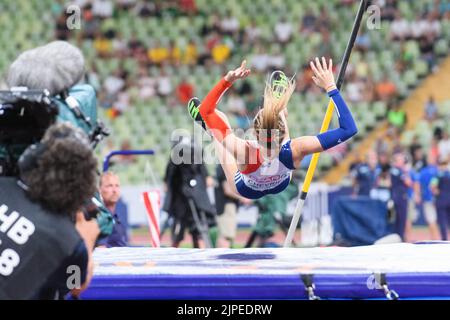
0,177,81,299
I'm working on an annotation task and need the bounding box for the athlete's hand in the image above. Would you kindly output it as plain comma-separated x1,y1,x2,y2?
224,60,251,83
310,57,337,92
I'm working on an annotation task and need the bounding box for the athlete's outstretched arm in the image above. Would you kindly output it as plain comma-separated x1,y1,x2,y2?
199,60,251,159
291,57,357,167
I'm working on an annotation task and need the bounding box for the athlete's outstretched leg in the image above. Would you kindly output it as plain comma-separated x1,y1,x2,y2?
189,97,240,194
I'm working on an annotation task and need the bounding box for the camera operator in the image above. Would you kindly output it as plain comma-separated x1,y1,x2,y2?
163,136,217,248
0,123,99,299
1,40,114,239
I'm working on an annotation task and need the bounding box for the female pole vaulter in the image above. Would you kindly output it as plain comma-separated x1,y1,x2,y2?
187,57,357,199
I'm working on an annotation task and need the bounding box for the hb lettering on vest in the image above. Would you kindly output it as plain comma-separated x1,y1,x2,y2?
0,204,35,276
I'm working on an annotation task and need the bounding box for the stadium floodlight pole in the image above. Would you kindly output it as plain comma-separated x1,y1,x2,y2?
284,0,368,247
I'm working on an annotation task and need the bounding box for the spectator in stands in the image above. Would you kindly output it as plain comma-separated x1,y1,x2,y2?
117,0,136,11
435,0,450,15
409,135,422,162
148,40,170,66
419,34,438,72
220,11,240,37
375,136,390,156
317,5,331,30
411,13,429,40
296,64,315,94
430,135,441,168
98,172,129,247
179,0,197,16
250,45,269,73
245,92,260,118
200,14,221,37
183,40,198,65
103,69,126,97
317,28,332,58
267,45,286,71
156,68,173,97
391,134,405,155
425,96,439,121
134,0,161,17
113,88,131,115
176,78,195,105
211,36,231,64
206,30,221,52
118,139,137,164
438,131,450,161
55,11,70,40
340,0,354,6
128,35,143,55
390,12,411,41
345,73,365,103
387,104,407,135
93,32,113,57
238,79,253,96
301,9,317,35
86,64,101,92
226,91,249,130
424,11,442,40
380,0,399,22
137,67,156,101
245,19,262,44
168,40,181,65
274,16,293,46
81,3,100,39
376,75,397,102
92,0,114,19
354,31,371,52
354,57,370,80
111,32,128,58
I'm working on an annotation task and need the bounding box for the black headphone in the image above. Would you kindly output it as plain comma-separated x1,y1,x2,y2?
17,142,48,176
18,123,91,177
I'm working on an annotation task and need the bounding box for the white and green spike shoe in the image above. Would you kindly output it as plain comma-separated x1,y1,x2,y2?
269,70,289,100
187,97,208,132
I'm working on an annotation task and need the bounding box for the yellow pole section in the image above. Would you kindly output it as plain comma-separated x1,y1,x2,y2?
301,99,335,193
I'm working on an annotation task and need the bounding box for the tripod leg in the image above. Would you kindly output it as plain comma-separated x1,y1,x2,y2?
199,209,213,248
245,230,258,248
188,199,211,248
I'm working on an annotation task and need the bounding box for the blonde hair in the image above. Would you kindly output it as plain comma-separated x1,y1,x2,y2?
253,76,296,146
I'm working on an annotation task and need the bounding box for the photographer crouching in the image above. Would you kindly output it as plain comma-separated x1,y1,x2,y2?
0,123,99,299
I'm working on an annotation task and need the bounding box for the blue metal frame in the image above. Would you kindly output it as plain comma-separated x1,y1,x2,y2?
103,149,155,172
